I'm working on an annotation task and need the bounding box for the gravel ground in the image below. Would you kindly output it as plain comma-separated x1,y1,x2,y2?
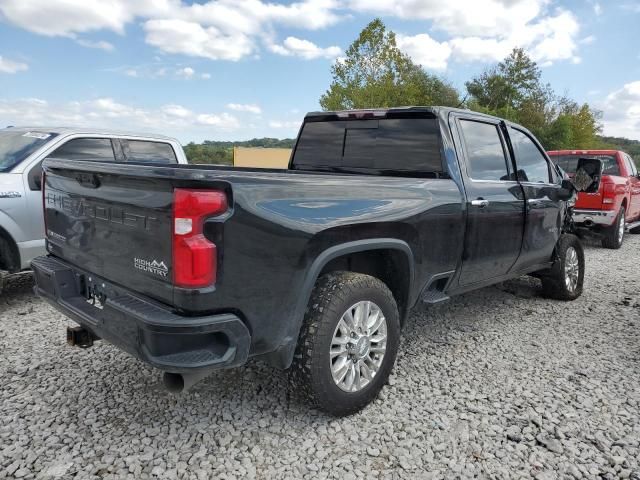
1,236,639,480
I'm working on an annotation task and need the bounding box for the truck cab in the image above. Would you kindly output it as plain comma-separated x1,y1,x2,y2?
0,127,187,286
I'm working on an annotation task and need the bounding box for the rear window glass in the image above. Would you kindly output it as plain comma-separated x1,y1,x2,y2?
50,138,116,162
123,140,177,164
293,118,442,174
552,154,620,176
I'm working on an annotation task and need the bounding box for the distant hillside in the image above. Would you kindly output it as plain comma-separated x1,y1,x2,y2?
597,136,640,165
184,137,295,165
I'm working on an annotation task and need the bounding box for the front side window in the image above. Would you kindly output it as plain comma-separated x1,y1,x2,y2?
0,130,57,172
459,120,509,181
50,138,116,162
123,140,177,164
510,128,550,183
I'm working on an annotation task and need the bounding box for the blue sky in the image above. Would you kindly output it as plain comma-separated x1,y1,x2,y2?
1,0,639,143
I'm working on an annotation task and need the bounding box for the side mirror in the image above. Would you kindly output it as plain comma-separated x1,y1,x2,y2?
572,157,603,193
555,179,575,201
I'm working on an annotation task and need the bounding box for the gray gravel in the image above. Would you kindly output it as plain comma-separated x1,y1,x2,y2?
1,236,639,479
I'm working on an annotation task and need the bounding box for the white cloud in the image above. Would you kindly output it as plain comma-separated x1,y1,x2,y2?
0,56,28,74
227,103,262,114
599,81,640,140
591,1,602,15
348,0,545,37
396,34,451,70
0,0,343,62
0,96,240,138
580,35,596,45
144,19,254,61
196,112,239,127
176,66,195,78
269,120,301,129
396,8,581,68
75,39,115,51
201,73,211,79
269,36,341,60
162,104,192,118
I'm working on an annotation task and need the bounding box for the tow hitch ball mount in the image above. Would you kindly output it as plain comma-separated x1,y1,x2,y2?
66,326,99,348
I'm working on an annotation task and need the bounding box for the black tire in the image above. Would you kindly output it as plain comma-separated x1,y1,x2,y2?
629,223,640,234
540,234,584,301
289,271,400,417
601,206,625,249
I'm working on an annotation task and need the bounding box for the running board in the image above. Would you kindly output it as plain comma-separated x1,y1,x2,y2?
422,290,450,304
626,220,640,232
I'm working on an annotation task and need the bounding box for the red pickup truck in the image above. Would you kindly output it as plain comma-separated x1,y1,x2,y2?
548,150,640,248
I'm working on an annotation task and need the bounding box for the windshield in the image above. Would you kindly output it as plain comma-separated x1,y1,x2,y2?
0,130,57,172
551,154,620,176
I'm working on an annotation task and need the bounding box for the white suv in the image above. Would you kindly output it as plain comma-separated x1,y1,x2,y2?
0,127,188,289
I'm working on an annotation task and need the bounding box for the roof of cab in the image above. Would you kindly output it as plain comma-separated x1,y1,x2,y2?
304,106,505,122
2,126,178,142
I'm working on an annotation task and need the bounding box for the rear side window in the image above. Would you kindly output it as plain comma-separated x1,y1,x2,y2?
459,120,509,181
294,121,344,167
51,138,116,162
123,140,177,164
293,118,442,174
509,128,550,183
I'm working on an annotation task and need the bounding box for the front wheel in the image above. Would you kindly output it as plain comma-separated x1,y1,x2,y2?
540,234,585,301
290,271,400,416
601,206,625,249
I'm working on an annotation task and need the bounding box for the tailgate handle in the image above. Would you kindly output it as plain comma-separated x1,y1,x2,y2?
75,173,101,188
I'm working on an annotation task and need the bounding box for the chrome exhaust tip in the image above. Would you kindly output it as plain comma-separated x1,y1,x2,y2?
162,370,212,393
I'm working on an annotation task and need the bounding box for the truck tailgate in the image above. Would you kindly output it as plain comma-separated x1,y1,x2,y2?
43,160,175,304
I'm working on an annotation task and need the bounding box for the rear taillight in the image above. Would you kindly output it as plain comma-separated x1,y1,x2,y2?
172,189,228,288
602,183,616,209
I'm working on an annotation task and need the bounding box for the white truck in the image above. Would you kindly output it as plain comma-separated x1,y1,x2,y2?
0,127,187,291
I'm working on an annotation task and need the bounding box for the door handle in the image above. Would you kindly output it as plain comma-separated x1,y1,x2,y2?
471,199,490,208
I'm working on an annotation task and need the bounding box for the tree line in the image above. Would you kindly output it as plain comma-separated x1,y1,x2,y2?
184,138,295,165
185,19,638,166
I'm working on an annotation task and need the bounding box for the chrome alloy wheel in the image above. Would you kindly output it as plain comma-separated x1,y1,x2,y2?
330,301,387,392
564,246,579,292
618,214,625,244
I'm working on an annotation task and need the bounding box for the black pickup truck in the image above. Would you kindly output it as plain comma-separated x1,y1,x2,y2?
32,107,599,416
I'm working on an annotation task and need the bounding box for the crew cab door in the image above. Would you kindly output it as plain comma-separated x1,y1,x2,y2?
453,116,525,286
507,127,563,271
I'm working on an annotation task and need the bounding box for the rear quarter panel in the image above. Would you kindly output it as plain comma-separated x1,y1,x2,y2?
210,171,464,357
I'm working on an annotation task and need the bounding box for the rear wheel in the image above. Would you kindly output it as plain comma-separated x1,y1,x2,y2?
601,206,625,249
290,271,400,416
541,234,584,301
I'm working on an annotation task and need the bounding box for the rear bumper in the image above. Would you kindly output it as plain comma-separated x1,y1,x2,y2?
573,209,617,227
31,255,250,373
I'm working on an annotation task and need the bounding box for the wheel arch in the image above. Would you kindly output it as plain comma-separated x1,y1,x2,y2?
0,225,20,272
269,239,415,370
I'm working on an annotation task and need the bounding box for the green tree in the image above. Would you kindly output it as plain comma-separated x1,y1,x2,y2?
466,48,602,150
320,19,459,110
